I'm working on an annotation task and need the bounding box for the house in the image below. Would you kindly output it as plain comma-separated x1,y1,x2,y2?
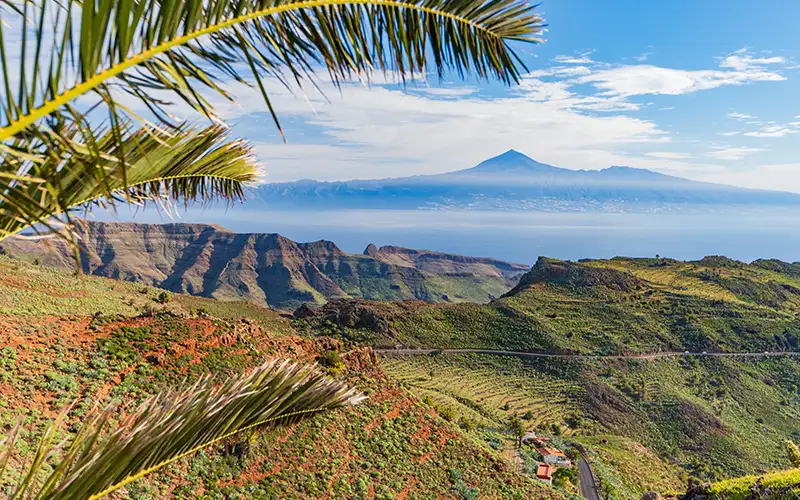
537,446,571,466
536,464,553,485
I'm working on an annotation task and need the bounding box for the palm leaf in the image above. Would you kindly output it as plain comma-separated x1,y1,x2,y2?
1,0,544,144
4,359,365,499
0,121,259,243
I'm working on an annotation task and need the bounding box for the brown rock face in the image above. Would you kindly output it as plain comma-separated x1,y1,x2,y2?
293,299,394,334
1,221,528,310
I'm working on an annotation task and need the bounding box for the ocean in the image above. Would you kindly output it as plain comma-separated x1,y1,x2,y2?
100,208,800,265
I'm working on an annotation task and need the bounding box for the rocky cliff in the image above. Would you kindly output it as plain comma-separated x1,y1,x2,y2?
1,221,528,309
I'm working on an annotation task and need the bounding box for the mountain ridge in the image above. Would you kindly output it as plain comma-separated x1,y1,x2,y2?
251,150,800,212
0,221,528,309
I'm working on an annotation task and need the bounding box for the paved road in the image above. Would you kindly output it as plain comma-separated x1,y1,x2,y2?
578,458,601,500
375,347,800,360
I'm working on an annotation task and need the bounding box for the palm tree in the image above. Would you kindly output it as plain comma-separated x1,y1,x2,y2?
0,0,544,258
0,0,545,495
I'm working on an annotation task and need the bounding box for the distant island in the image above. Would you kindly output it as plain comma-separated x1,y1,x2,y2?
251,150,800,213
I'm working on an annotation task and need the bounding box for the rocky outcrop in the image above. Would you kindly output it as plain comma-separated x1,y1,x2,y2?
294,299,394,334
505,257,645,296
2,221,528,310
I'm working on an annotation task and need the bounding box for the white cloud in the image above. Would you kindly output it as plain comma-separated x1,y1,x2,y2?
728,112,755,119
708,146,765,161
110,47,794,187
632,52,653,62
719,131,741,137
553,53,594,65
567,48,787,98
719,52,785,71
687,163,800,193
577,64,784,97
144,72,682,182
415,88,477,97
645,152,693,159
744,125,800,138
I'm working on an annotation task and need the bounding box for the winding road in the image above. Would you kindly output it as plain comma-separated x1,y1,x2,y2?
578,458,601,500
375,347,800,360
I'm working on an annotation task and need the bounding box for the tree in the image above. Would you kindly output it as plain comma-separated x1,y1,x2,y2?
785,440,800,467
508,415,526,445
0,360,364,499
552,467,577,489
0,0,544,263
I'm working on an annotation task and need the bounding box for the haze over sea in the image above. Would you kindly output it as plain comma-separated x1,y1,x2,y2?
104,208,800,265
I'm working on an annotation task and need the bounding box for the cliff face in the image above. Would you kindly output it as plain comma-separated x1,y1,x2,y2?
1,221,528,310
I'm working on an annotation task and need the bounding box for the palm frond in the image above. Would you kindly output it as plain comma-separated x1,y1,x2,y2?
0,0,545,142
0,121,259,242
4,359,364,500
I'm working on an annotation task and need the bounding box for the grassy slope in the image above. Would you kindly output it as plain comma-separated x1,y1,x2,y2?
382,352,800,490
326,256,800,354
0,257,560,499
709,467,800,499
298,257,800,491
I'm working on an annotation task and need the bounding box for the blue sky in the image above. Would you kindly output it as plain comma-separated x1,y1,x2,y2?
143,1,800,191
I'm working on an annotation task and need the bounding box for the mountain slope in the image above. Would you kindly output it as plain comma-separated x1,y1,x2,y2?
252,149,800,212
298,256,800,485
0,221,527,309
0,257,562,499
335,255,800,354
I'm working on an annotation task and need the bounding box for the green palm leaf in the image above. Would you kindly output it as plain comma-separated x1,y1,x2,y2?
0,0,544,140
4,359,364,499
0,121,258,249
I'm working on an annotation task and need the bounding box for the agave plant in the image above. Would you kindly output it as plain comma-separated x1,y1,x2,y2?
0,360,365,499
0,0,544,252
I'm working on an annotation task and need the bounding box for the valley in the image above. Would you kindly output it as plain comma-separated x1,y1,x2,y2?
2,240,800,498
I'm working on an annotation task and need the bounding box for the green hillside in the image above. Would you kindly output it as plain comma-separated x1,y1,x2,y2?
0,256,561,499
708,467,800,499
298,256,800,491
306,256,800,354
5,253,800,497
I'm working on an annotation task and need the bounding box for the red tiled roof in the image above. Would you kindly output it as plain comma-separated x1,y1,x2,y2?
536,464,553,480
537,446,566,457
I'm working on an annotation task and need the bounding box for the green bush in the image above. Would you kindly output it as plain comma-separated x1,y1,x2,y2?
786,441,800,467
438,405,456,421
321,350,343,369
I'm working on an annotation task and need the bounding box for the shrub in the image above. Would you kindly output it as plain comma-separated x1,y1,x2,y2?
438,405,456,422
552,467,577,488
508,416,526,441
321,350,343,370
458,417,474,432
154,291,170,304
786,441,800,467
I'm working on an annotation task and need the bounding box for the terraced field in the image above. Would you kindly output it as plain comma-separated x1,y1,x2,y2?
384,353,584,430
